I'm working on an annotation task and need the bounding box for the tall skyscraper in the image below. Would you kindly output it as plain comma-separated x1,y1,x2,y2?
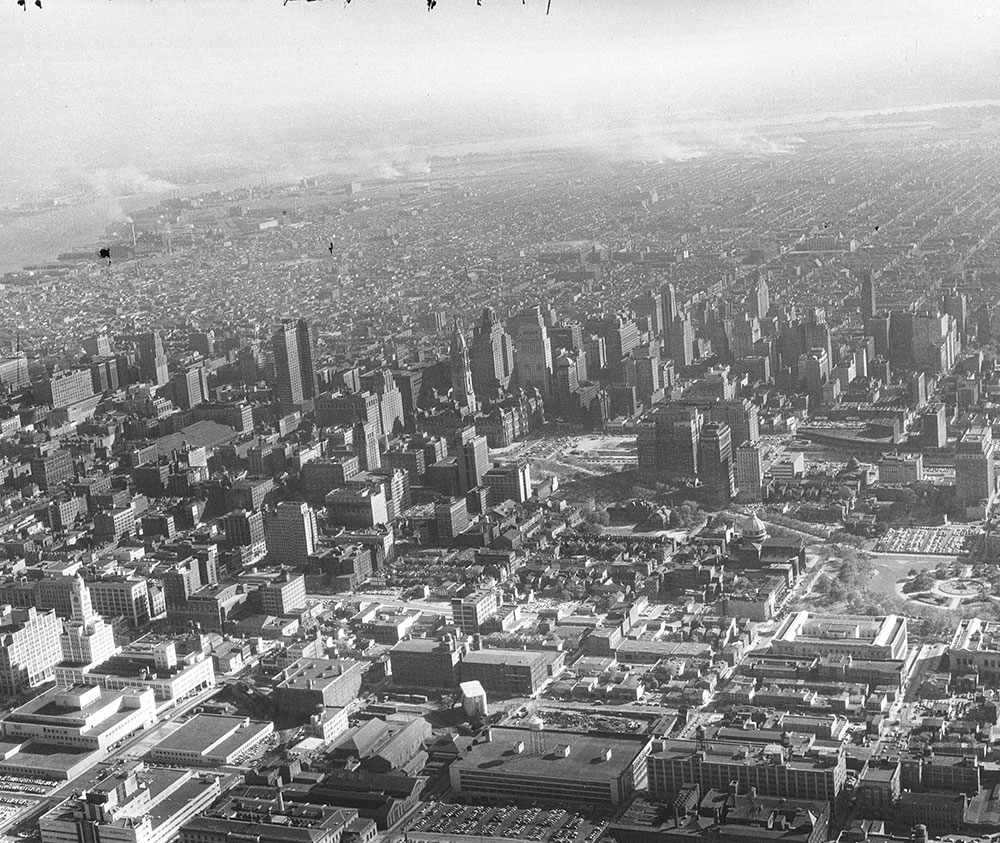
359,368,406,437
450,317,478,414
861,275,877,322
511,306,553,398
457,433,490,494
888,310,914,371
137,331,168,386
698,421,736,507
264,501,319,565
729,315,762,360
553,351,583,410
295,318,318,400
912,310,958,374
0,355,29,391
667,317,695,368
632,289,663,336
59,577,119,670
272,322,303,407
798,348,830,405
548,323,584,359
353,419,381,471
272,318,318,407
171,365,208,410
922,403,947,449
587,314,640,383
749,278,770,320
470,306,514,395
976,304,992,344
735,441,764,502
661,283,679,327
637,404,702,479
710,398,760,448
956,427,997,509
0,607,62,695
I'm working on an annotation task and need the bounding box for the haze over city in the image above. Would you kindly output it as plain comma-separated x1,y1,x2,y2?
5,4,1000,843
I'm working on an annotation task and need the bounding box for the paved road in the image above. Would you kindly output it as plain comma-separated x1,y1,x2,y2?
903,643,945,704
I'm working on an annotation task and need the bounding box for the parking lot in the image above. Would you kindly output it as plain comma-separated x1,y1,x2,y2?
0,796,32,819
406,801,605,843
0,776,53,795
876,526,977,556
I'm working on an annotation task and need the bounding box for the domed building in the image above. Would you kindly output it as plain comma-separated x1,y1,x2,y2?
726,511,806,578
742,513,768,544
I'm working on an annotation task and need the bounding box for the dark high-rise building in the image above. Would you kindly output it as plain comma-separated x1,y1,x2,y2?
457,433,490,494
888,310,914,371
0,355,29,391
637,404,702,479
861,274,877,322
190,330,215,358
631,343,661,404
553,351,582,410
588,315,640,383
709,398,760,448
137,331,168,386
661,283,679,327
749,277,770,320
943,289,968,335
735,440,764,502
976,304,992,344
632,290,663,336
667,317,695,367
511,306,553,397
450,317,478,414
922,403,947,449
956,427,996,508
353,419,381,471
865,314,890,361
221,509,266,553
271,318,317,408
272,322,303,407
295,318,318,400
393,367,424,429
90,358,120,395
470,306,514,395
548,323,584,356
698,421,735,507
171,365,208,411
908,371,927,409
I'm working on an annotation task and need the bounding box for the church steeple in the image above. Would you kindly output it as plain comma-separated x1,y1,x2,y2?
450,316,478,414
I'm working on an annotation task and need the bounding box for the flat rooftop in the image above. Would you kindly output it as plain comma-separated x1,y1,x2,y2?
773,611,904,647
153,714,259,755
461,649,545,667
649,738,841,773
453,727,649,782
12,685,120,721
0,742,94,772
277,658,359,690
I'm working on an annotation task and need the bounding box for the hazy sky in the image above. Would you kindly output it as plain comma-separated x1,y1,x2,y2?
2,0,1000,197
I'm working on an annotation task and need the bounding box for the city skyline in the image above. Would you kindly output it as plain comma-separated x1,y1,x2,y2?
2,4,1000,843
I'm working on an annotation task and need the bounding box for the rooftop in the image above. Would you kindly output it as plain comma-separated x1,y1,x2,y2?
649,738,842,773
950,617,1000,653
277,658,360,691
453,727,650,782
152,714,269,757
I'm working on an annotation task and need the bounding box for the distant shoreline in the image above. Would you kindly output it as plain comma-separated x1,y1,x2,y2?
3,98,998,277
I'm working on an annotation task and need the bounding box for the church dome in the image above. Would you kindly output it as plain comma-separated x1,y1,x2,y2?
743,513,767,543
